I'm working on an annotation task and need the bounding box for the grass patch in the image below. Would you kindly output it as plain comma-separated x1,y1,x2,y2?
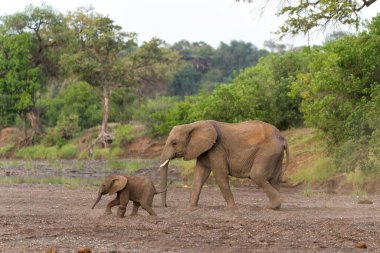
106,159,155,174
346,169,369,197
57,144,78,159
302,183,314,197
0,144,16,157
15,145,58,159
169,159,196,184
0,159,19,168
289,157,336,184
0,176,100,189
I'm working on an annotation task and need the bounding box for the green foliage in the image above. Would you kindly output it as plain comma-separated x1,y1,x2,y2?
168,62,201,97
106,159,154,174
237,0,377,38
142,48,306,136
136,96,182,136
0,176,100,189
56,114,80,141
0,32,43,114
15,145,58,159
58,81,102,129
290,157,336,184
113,124,134,147
213,40,268,77
56,144,77,159
0,144,15,157
291,15,380,174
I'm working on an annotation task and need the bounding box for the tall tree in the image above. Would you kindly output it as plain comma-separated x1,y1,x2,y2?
61,7,137,147
238,0,378,37
62,8,180,148
213,40,268,77
0,4,65,142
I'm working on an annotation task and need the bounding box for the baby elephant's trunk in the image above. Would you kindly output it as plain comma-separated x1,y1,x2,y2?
91,194,102,209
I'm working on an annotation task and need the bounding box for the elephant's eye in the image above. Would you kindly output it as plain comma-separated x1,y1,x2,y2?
172,140,177,146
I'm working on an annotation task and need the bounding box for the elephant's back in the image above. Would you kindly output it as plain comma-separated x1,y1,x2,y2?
216,120,279,146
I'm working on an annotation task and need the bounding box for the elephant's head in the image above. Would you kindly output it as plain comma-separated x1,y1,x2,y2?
159,120,217,207
91,174,128,209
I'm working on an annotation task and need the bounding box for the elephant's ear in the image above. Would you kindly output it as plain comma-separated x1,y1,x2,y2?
184,121,217,160
109,175,127,195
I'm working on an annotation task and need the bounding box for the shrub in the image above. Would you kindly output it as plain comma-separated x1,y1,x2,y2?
114,124,134,147
56,114,80,142
57,144,78,159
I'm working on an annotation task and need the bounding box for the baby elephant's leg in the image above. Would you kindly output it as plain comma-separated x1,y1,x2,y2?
117,204,127,218
131,202,140,216
141,203,157,216
105,196,120,215
117,199,129,218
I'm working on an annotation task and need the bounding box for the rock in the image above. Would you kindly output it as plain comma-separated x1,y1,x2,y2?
78,247,91,253
355,242,367,249
358,199,373,204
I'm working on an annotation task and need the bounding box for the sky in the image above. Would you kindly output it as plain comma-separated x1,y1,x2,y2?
1,0,379,49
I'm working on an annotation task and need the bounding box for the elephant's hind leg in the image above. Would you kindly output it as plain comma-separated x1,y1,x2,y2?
131,202,140,216
250,160,281,210
141,204,157,216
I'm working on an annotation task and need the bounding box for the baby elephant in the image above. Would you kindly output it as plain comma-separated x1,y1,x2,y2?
91,174,165,217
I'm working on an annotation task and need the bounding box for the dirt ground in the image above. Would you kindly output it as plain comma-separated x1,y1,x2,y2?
1,182,380,253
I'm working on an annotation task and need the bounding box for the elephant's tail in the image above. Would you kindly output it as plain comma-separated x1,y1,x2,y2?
284,139,289,171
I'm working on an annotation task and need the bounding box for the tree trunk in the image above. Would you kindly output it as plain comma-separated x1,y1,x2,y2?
87,85,115,156
25,107,44,134
101,86,110,137
93,85,114,149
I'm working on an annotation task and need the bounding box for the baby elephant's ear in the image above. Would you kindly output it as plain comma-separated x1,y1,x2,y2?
109,175,128,195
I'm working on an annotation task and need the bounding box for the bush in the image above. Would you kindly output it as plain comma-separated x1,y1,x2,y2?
56,114,80,142
15,145,58,159
113,124,134,147
57,144,78,159
58,81,102,129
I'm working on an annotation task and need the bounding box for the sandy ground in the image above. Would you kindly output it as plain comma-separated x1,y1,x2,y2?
1,183,379,253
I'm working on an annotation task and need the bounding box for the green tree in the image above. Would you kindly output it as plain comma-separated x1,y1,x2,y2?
59,81,102,129
238,0,378,37
168,62,201,97
61,7,137,147
0,4,65,141
291,15,380,173
213,40,268,77
123,38,180,101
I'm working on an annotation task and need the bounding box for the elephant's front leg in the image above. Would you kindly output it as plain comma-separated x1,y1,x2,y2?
117,191,129,218
213,168,236,209
189,160,211,209
105,194,120,215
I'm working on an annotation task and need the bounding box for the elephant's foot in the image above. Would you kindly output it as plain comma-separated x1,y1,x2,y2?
265,200,281,210
187,205,199,212
225,202,237,211
117,207,126,218
104,209,112,215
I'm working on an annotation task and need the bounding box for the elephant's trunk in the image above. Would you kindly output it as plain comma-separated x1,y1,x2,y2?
91,193,102,209
159,158,170,207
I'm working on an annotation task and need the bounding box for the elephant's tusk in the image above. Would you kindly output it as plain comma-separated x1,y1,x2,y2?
159,159,169,168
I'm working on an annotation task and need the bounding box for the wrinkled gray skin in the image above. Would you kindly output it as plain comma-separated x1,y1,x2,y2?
160,120,289,210
92,174,165,217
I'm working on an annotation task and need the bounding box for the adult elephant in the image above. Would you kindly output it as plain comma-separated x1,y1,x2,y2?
159,120,289,210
